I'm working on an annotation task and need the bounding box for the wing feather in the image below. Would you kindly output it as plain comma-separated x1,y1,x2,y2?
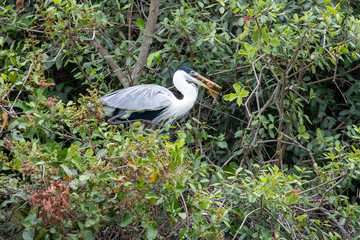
101,84,175,111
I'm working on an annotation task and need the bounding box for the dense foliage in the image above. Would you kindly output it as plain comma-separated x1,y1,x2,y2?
1,0,360,239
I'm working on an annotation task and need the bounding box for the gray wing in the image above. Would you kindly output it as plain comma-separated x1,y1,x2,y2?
100,84,175,111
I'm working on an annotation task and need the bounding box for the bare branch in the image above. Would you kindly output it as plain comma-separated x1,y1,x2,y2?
0,20,44,33
93,36,131,88
299,169,350,195
279,131,315,165
131,0,161,83
83,30,96,41
10,64,34,112
45,42,67,63
0,64,33,134
208,64,251,76
244,54,266,119
232,208,260,240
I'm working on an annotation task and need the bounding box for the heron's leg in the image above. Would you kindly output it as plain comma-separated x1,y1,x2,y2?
107,116,161,126
107,114,126,125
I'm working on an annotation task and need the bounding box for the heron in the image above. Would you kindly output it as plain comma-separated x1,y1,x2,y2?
100,66,221,125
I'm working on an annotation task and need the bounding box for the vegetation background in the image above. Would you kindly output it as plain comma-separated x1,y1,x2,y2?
1,0,360,239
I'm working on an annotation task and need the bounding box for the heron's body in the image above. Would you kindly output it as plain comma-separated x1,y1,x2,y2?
101,67,220,124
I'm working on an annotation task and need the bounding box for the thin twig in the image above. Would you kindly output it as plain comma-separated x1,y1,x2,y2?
208,64,251,76
244,54,266,118
317,167,351,207
1,64,33,133
44,42,67,63
180,192,188,216
320,207,349,238
83,30,96,41
196,101,247,124
279,131,315,165
0,20,44,33
10,64,33,112
307,62,360,86
221,154,238,168
232,208,260,240
93,36,130,88
299,169,350,195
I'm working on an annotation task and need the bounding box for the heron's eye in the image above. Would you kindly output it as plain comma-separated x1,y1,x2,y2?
190,71,195,75
207,82,214,87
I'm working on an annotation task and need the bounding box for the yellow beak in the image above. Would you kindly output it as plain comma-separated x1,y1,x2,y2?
192,73,222,103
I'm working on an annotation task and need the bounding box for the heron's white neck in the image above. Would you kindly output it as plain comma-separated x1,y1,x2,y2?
173,71,198,102
160,70,198,121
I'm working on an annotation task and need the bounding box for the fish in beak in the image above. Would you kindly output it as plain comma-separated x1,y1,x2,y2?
191,72,222,103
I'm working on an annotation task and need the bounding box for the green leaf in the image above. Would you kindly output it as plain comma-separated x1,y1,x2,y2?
252,120,259,126
23,229,35,240
302,132,310,140
269,129,275,138
120,214,134,227
1,73,7,81
293,13,299,23
146,50,162,67
217,141,228,149
71,154,84,171
146,227,158,240
298,125,306,134
200,198,210,209
223,93,237,102
121,3,133,10
178,212,187,219
328,153,335,161
85,148,94,157
61,164,75,177
82,230,94,240
243,42,257,57
145,192,158,199
233,83,241,93
236,97,243,106
79,173,93,182
175,185,186,193
238,90,249,98
99,172,118,181
287,195,300,205
136,18,145,30
268,114,275,122
270,38,281,47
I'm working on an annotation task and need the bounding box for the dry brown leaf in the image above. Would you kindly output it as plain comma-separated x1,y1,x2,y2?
3,137,13,151
16,0,24,12
1,111,9,128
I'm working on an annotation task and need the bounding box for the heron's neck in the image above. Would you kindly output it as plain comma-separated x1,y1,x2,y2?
173,72,198,102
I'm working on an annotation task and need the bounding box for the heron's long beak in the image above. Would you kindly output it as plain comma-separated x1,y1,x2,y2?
192,73,222,103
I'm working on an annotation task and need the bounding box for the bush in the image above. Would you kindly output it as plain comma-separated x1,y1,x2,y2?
1,0,360,239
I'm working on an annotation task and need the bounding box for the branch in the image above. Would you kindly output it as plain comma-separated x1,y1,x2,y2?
244,54,266,118
232,208,260,240
93,36,130,88
279,131,315,165
44,42,67,63
0,64,33,134
299,168,350,195
320,207,349,237
0,20,44,34
131,0,161,83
